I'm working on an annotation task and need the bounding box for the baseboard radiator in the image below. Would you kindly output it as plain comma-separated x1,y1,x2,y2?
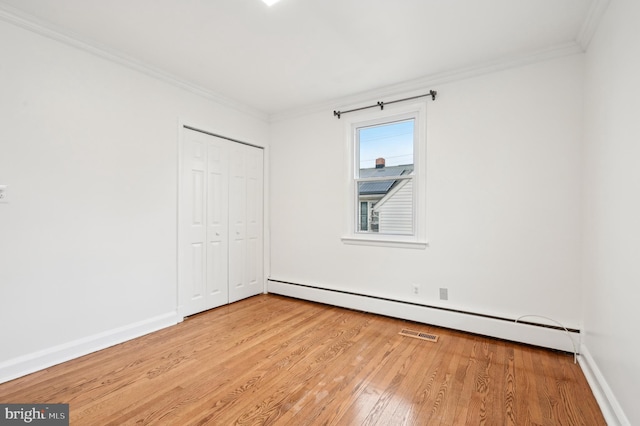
267,279,580,353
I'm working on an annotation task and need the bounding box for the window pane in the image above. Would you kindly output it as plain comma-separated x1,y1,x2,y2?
357,179,413,235
358,119,414,173
360,201,368,231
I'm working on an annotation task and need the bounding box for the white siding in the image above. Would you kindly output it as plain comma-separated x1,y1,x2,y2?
375,179,413,235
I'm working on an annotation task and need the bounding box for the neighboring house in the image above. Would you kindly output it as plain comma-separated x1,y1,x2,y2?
358,158,413,233
373,177,413,235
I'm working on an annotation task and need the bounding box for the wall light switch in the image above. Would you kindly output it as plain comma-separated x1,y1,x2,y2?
0,185,8,203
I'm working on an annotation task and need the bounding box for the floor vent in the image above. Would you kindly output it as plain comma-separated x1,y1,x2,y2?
399,328,439,343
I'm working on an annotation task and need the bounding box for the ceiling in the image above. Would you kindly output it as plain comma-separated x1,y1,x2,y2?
0,0,599,117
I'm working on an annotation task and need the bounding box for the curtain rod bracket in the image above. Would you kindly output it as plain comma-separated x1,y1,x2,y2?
333,110,341,119
377,101,384,110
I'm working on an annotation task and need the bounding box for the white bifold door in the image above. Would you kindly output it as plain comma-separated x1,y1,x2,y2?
179,128,263,317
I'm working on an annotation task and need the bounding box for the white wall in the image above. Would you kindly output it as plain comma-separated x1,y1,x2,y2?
582,0,640,424
0,19,268,379
269,55,584,330
2,5,634,421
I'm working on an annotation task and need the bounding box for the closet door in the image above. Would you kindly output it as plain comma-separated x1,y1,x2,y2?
179,129,229,317
179,127,264,316
228,143,264,303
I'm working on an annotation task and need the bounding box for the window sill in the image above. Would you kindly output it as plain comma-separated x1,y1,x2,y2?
341,236,428,249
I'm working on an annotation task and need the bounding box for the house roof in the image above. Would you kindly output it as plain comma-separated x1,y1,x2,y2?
358,165,413,195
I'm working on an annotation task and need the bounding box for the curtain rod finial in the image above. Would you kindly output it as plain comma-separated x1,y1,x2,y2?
333,110,341,119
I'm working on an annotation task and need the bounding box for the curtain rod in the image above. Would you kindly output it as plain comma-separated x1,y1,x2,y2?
333,90,437,119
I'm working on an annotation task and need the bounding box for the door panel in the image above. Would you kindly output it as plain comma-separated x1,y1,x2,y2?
229,145,263,302
228,144,246,298
207,240,224,296
179,128,263,314
180,137,207,315
245,148,263,290
205,141,228,301
179,129,229,316
247,237,258,286
190,242,204,300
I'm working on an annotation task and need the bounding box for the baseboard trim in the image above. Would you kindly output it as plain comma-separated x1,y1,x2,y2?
579,345,630,426
267,279,580,353
0,312,180,385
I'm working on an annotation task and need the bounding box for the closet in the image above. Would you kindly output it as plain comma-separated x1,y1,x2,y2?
178,127,264,317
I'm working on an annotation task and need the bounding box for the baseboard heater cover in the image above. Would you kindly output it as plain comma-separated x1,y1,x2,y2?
267,279,580,353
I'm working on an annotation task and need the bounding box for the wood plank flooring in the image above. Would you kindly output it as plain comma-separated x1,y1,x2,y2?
0,294,605,425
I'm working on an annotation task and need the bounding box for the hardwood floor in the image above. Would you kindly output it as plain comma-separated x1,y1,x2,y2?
0,295,605,425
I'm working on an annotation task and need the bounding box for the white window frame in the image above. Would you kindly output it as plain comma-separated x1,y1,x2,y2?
341,101,428,249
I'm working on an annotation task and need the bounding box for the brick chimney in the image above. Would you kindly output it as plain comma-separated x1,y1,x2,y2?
375,157,385,169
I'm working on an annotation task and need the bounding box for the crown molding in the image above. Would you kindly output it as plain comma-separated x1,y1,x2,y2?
270,41,583,123
0,2,605,125
576,0,611,51
0,4,269,122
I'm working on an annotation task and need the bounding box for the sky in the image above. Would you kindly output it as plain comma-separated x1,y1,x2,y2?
358,119,414,169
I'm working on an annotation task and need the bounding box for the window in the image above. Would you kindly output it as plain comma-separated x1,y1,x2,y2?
342,103,427,249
